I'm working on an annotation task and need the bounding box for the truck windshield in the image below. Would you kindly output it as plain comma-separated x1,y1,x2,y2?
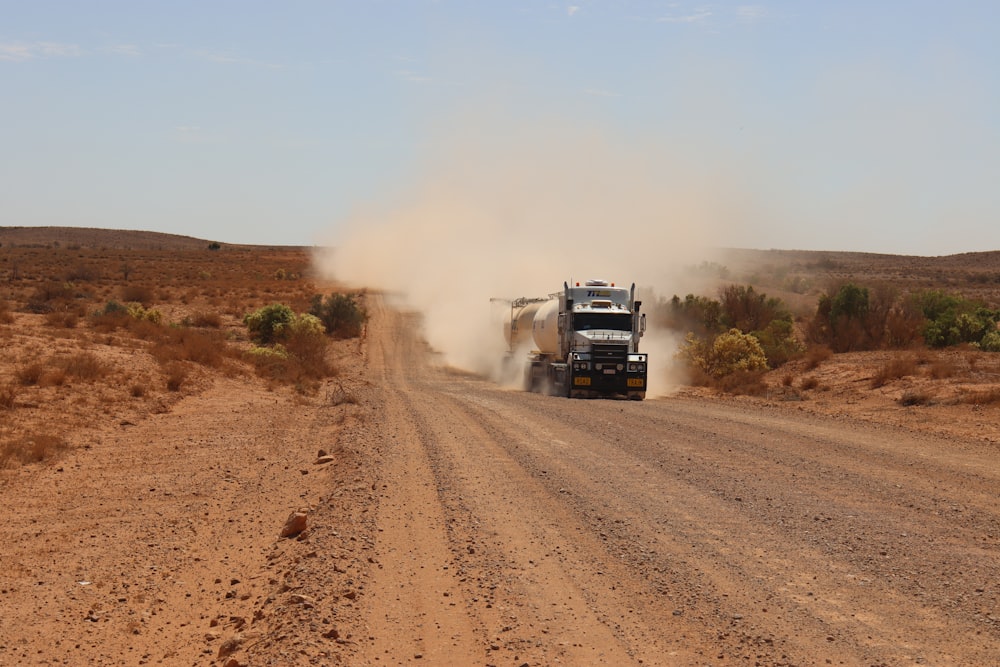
574,313,632,332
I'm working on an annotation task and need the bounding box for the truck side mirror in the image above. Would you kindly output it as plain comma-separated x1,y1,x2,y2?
640,313,646,336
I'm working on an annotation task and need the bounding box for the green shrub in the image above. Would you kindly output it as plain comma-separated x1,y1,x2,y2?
719,284,787,332
309,293,367,339
678,328,769,378
244,304,296,345
979,330,1000,352
753,318,804,368
914,290,1000,348
712,328,769,376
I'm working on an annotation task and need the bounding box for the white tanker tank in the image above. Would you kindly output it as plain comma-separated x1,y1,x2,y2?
495,280,648,400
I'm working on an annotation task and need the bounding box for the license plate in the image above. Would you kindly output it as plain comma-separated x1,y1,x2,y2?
627,378,644,387
603,369,615,375
574,376,591,386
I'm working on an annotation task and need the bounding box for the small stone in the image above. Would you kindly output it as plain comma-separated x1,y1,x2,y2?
315,455,336,465
217,636,242,659
289,594,315,608
281,511,308,538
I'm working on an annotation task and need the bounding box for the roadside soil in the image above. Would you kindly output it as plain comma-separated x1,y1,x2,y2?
3,292,1000,665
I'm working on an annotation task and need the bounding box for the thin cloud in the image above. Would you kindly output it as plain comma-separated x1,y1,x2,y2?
0,41,81,61
104,44,141,57
737,5,768,21
567,5,580,17
396,69,432,84
656,10,712,24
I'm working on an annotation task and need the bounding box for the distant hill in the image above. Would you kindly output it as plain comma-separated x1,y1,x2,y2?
0,226,228,251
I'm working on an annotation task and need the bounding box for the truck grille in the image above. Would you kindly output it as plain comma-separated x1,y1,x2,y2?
591,343,627,364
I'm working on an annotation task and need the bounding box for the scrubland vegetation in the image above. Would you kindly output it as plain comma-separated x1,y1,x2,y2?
659,252,1000,401
0,229,366,468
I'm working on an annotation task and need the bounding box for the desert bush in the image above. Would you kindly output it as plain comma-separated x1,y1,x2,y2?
914,290,1000,348
884,305,924,348
246,314,332,384
0,383,17,409
958,388,1000,406
1,433,67,466
660,294,723,337
800,376,820,391
61,352,108,381
678,328,769,379
126,302,163,324
328,384,360,406
16,362,46,386
120,284,155,306
45,310,79,328
719,284,786,332
90,300,132,331
284,314,331,373
803,345,833,370
151,327,225,368
309,292,367,339
90,300,161,331
41,367,67,387
185,311,222,328
164,362,189,391
244,303,295,345
752,318,804,368
978,330,1000,352
811,283,871,352
64,263,98,282
870,355,917,388
928,358,957,379
899,390,933,406
26,282,80,313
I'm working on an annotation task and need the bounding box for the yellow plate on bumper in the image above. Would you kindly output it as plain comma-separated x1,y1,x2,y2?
574,376,591,386
627,378,645,387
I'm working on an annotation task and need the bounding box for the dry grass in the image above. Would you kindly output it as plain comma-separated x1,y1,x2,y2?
870,355,918,389
61,352,108,381
150,327,227,368
120,284,155,305
803,345,833,371
928,358,957,379
186,311,222,328
164,362,189,392
0,383,17,409
958,388,1000,406
800,376,820,391
713,369,768,396
16,362,45,386
0,433,68,466
44,310,79,328
899,390,934,406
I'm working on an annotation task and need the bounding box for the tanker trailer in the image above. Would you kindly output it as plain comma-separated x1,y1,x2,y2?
498,279,647,400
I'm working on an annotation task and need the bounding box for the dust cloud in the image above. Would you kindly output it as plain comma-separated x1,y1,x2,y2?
313,122,730,396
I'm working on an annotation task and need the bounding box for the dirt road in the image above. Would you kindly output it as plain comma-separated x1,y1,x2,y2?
355,297,1000,666
3,294,1000,666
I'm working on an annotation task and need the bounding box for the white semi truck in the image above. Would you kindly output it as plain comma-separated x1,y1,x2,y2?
500,279,647,400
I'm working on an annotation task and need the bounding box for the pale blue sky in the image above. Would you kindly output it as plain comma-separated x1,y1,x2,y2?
2,1,998,255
